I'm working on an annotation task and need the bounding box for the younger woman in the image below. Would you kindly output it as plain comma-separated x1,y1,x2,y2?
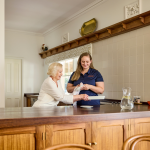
67,52,104,105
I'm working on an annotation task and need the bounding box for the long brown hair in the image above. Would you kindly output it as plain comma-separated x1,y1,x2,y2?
71,52,95,81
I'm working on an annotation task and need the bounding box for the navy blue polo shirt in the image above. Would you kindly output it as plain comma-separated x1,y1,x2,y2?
68,68,104,105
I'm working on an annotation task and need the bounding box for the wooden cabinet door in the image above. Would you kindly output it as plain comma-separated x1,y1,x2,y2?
0,126,36,150
45,122,91,150
130,118,150,150
92,119,129,150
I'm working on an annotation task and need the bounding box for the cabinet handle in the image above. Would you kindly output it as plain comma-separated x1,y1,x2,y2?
42,133,44,140
87,143,91,146
92,142,97,145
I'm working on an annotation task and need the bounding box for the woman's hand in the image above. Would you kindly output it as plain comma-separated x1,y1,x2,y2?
80,82,104,94
80,84,91,90
80,94,89,101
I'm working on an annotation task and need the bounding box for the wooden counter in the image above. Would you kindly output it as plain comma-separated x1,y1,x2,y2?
1,104,150,150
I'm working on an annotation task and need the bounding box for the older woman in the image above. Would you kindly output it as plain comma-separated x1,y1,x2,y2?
33,62,89,107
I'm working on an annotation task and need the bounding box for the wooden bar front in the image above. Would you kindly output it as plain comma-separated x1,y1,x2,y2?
0,104,150,150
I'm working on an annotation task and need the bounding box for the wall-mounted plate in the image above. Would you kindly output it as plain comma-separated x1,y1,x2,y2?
79,18,97,36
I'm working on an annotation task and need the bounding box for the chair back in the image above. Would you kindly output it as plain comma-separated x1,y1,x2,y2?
123,134,150,150
44,143,94,150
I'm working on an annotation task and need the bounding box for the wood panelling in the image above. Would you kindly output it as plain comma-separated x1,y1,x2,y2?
130,118,150,150
52,129,85,150
0,134,35,150
53,123,86,131
39,10,150,59
45,123,91,150
92,120,128,150
36,125,45,150
1,107,150,150
0,126,36,136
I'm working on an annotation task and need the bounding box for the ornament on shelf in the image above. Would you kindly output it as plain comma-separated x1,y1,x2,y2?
44,46,48,51
42,44,45,51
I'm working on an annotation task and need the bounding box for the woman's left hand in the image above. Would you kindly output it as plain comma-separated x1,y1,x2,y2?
81,84,91,90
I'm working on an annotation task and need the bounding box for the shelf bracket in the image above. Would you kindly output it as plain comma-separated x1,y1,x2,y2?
122,23,127,29
46,51,51,56
85,37,89,42
107,29,112,34
68,43,71,48
76,40,79,45
139,16,145,24
95,34,99,39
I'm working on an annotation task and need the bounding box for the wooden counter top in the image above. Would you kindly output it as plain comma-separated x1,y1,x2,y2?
1,104,150,129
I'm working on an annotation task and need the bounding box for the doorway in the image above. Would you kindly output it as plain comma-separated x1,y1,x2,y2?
5,58,22,107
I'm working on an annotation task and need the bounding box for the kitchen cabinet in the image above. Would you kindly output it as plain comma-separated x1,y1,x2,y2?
129,118,150,150
91,119,128,150
34,120,129,150
0,126,36,150
44,122,91,150
1,105,150,150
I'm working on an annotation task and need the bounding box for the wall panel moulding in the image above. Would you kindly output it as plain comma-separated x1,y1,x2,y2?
39,10,150,59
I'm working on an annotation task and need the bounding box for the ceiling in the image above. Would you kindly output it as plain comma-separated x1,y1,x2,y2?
5,0,95,33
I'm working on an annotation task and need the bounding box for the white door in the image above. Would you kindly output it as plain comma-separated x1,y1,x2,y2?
5,59,22,107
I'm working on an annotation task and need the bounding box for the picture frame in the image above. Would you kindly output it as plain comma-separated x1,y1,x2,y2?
125,0,142,19
62,33,69,44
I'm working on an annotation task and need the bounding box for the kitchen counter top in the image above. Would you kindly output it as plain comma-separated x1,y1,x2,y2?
1,104,150,129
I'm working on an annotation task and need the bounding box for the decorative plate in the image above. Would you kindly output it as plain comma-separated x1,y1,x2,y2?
79,18,97,36
80,105,93,108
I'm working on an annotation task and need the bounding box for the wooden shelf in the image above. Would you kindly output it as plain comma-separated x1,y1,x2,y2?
39,10,150,59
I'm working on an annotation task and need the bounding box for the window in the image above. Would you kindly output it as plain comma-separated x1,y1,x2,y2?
59,57,78,94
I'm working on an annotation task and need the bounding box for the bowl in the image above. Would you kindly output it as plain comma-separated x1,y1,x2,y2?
147,101,150,105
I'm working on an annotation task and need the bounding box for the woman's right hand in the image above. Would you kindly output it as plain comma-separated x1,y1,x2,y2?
80,94,89,101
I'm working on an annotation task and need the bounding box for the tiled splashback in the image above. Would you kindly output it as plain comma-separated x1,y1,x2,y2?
93,25,150,102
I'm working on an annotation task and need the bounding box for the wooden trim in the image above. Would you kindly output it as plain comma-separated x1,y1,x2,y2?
44,143,94,150
36,125,45,150
45,125,53,148
134,118,150,124
24,93,39,97
95,33,99,39
0,126,36,136
139,16,145,24
39,10,150,59
97,120,124,128
122,23,127,29
53,123,86,131
27,97,31,107
85,122,92,146
107,29,112,34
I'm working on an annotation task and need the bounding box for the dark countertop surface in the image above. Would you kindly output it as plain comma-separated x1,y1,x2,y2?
0,104,150,129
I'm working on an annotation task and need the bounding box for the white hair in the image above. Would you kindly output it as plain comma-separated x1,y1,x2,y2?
47,62,62,77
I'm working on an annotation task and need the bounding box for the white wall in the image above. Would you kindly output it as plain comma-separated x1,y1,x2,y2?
0,0,5,108
43,0,150,102
44,0,150,49
5,30,44,106
93,25,150,102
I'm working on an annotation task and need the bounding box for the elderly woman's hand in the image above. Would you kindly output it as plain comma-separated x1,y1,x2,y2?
80,94,89,101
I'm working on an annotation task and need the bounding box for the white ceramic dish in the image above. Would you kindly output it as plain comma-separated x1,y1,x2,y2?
88,96,105,100
80,105,93,108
